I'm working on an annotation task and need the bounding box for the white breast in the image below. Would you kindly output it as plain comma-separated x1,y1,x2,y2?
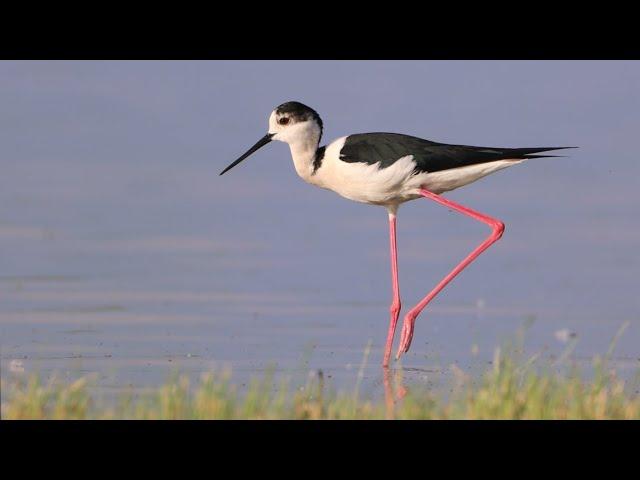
309,137,422,206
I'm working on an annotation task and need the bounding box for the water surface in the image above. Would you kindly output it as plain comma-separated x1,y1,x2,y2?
1,61,639,401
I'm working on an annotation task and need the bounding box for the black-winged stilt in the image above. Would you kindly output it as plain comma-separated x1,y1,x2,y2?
220,101,574,366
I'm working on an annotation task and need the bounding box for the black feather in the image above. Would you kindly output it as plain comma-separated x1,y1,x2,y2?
312,146,326,174
339,133,576,174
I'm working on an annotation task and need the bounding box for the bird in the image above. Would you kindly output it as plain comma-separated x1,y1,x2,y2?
220,101,574,367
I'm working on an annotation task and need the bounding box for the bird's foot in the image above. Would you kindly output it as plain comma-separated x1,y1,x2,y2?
396,312,417,360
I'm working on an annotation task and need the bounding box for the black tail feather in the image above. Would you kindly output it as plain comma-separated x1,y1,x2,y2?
510,146,578,159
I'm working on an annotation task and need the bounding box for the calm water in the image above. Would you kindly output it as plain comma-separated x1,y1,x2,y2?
1,61,639,401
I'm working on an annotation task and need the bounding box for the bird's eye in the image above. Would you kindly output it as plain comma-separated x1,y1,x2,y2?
278,117,290,125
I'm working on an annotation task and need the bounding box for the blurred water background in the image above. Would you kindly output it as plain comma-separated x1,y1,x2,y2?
1,61,639,400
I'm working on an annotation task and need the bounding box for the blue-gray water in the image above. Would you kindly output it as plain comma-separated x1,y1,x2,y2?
1,61,639,400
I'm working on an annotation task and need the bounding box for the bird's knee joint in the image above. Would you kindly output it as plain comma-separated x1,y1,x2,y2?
405,310,418,324
493,220,505,239
390,301,401,316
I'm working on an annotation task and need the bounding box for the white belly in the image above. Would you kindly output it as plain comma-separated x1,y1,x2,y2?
417,159,523,195
314,152,422,206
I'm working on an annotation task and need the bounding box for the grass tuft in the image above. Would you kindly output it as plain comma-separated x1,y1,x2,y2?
2,343,638,419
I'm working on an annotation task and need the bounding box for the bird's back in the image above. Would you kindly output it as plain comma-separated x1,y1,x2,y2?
338,132,569,174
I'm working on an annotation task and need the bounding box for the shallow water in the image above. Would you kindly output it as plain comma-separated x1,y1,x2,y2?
1,61,639,402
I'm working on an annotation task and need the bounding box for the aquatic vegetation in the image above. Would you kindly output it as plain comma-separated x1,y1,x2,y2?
2,346,638,420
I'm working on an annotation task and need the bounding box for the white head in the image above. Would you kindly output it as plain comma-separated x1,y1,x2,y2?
220,101,323,176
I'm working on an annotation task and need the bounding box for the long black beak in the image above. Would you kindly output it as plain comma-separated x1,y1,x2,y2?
220,133,274,176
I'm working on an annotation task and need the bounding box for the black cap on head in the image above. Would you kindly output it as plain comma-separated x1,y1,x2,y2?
276,101,323,139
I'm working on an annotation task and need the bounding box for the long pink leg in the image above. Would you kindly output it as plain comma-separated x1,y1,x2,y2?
383,212,401,367
396,188,505,359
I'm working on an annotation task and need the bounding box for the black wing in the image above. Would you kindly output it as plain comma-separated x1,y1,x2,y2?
339,133,574,174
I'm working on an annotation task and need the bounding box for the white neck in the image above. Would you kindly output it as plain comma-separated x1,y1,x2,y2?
270,118,322,183
287,131,321,182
